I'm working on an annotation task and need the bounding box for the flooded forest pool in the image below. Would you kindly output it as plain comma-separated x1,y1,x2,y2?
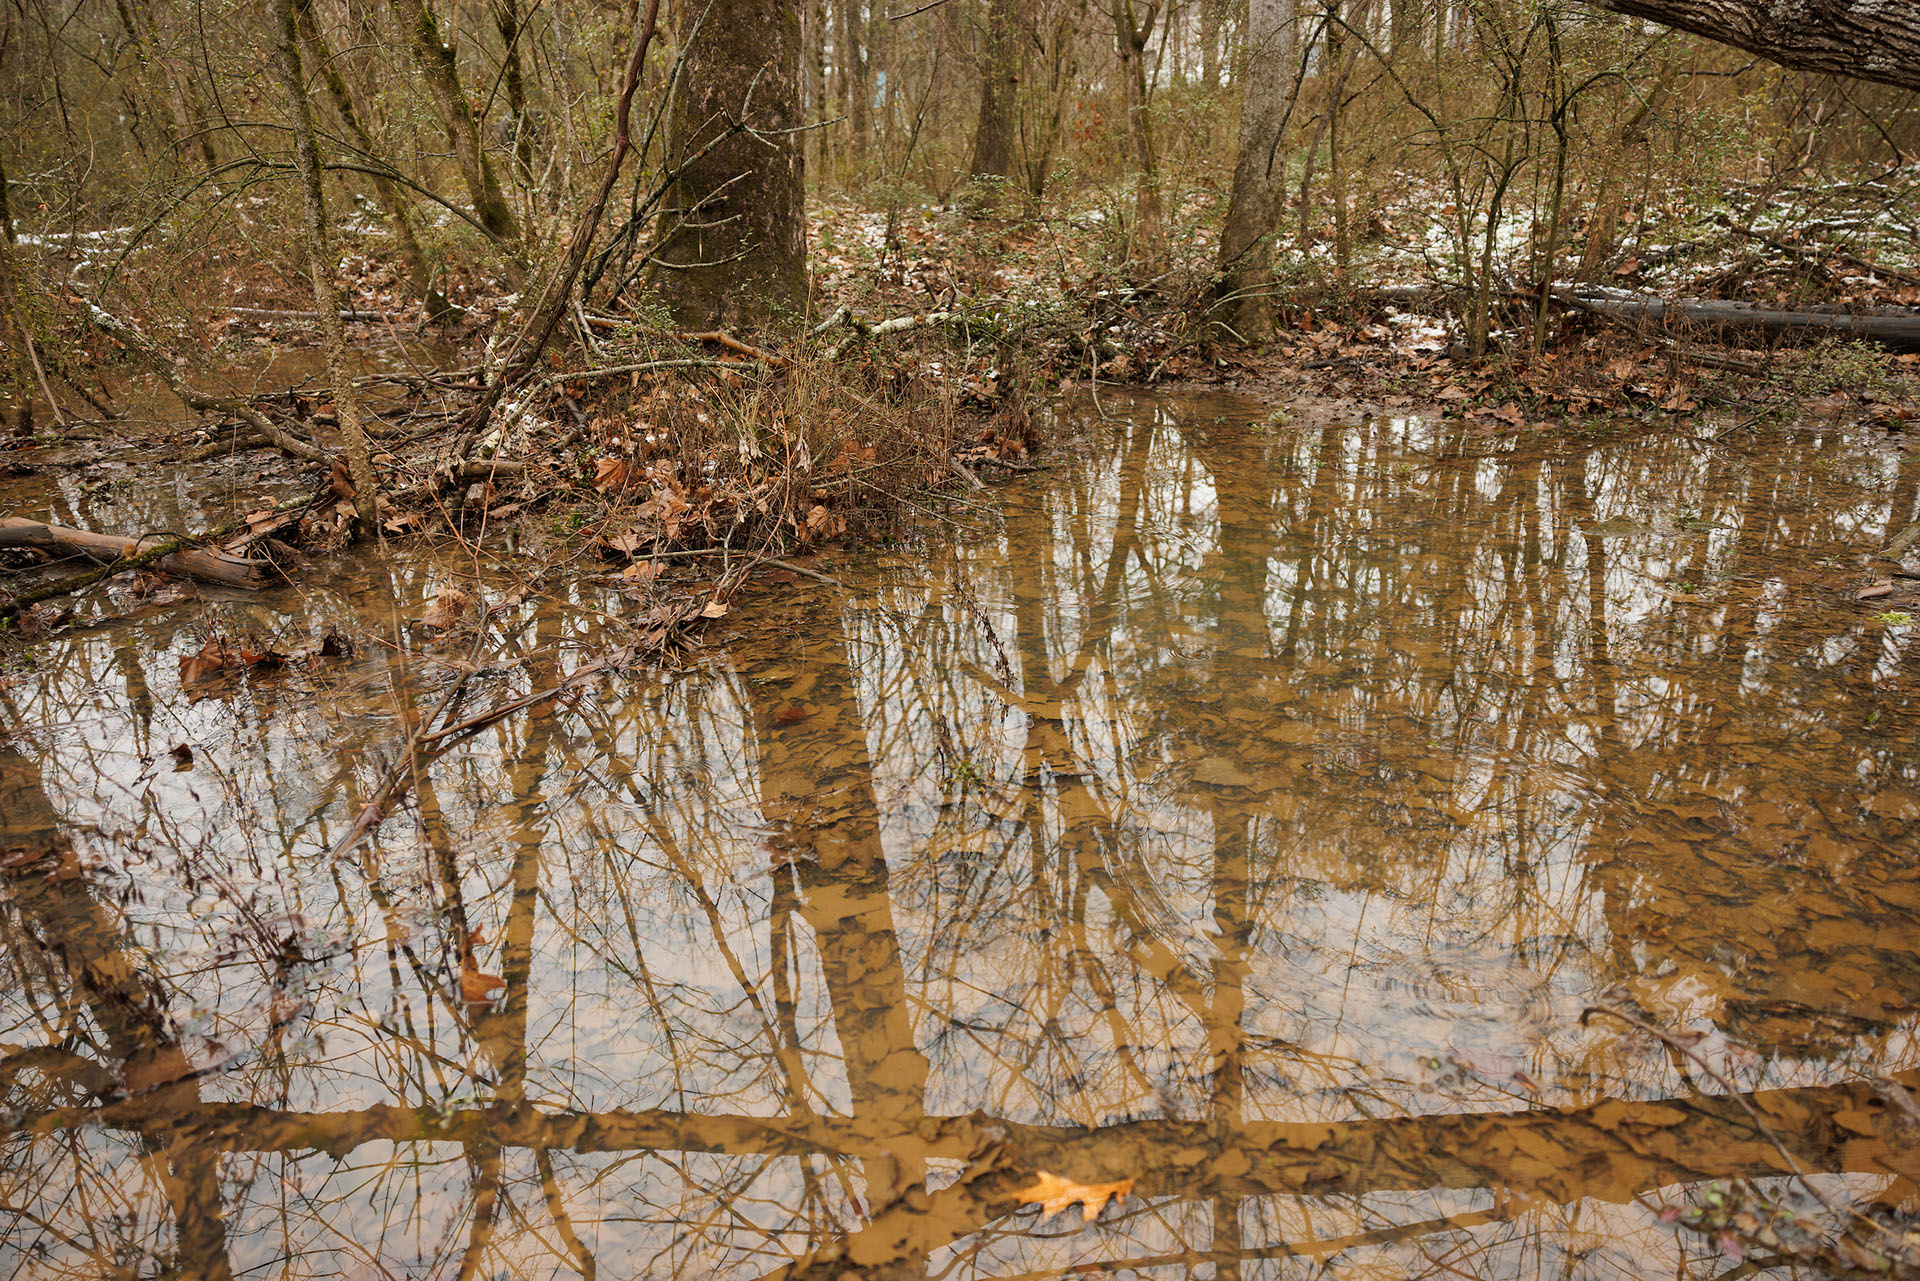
3,392,1918,1280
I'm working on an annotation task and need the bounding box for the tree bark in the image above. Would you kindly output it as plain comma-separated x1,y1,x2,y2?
659,0,808,329
967,0,1019,181
0,198,43,435
1109,0,1164,261
809,0,832,176
1578,0,1920,93
839,0,872,159
1200,0,1223,86
268,0,382,528
492,0,536,185
1211,0,1295,341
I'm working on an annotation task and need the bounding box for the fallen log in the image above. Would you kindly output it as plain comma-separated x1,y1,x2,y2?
1552,286,1920,351
0,518,275,591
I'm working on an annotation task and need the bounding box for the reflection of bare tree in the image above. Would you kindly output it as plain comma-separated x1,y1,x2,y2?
2,748,234,1281
3,394,1918,1279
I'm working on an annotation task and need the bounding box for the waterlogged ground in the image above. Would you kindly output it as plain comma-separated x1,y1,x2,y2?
3,392,1919,1280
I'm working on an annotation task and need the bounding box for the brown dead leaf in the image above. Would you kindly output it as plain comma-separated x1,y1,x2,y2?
698,598,729,619
622,559,663,583
1015,1171,1134,1224
178,636,234,690
239,638,287,670
806,505,845,539
169,743,195,771
421,588,472,631
593,456,634,493
1856,581,1896,601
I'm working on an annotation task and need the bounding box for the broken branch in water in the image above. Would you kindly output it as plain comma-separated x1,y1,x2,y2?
0,511,292,615
80,294,335,464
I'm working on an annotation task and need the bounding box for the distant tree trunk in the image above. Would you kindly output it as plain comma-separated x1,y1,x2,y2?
968,0,1018,181
384,0,521,250
1577,0,1920,93
1022,1,1089,198
839,0,872,161
809,0,832,178
660,0,808,328
1211,0,1295,341
293,0,453,319
1388,0,1414,49
111,0,220,173
492,0,535,184
1,151,41,435
1200,0,1223,86
1325,0,1349,274
268,0,380,527
1109,0,1164,261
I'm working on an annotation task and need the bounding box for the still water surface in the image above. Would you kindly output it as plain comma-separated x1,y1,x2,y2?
3,392,1918,1279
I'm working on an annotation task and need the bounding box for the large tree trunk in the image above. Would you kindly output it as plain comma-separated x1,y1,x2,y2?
659,0,808,329
967,0,1018,181
268,0,381,528
1579,0,1920,92
1211,0,1295,342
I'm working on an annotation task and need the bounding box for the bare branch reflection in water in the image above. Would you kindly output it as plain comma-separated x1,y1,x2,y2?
3,390,1919,1280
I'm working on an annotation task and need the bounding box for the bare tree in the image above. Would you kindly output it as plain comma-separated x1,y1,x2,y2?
384,0,521,252
968,0,1020,181
659,0,809,327
293,0,453,319
268,0,380,526
1109,0,1164,258
1211,0,1296,340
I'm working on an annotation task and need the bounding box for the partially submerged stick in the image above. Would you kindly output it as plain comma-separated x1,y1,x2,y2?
0,516,279,612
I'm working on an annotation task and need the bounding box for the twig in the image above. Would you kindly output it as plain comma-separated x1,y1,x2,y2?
821,310,957,360
677,329,789,367
762,557,845,587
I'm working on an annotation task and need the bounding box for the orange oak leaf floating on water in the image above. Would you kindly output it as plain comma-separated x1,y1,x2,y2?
459,928,507,1007
1015,1171,1135,1224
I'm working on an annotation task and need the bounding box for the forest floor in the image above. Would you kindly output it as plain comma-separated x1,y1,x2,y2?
6,185,1920,637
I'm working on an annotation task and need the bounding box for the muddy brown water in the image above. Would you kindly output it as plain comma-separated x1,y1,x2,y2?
2,391,1918,1280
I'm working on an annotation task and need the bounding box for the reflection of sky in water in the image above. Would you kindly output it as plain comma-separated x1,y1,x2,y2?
2,391,1918,1279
